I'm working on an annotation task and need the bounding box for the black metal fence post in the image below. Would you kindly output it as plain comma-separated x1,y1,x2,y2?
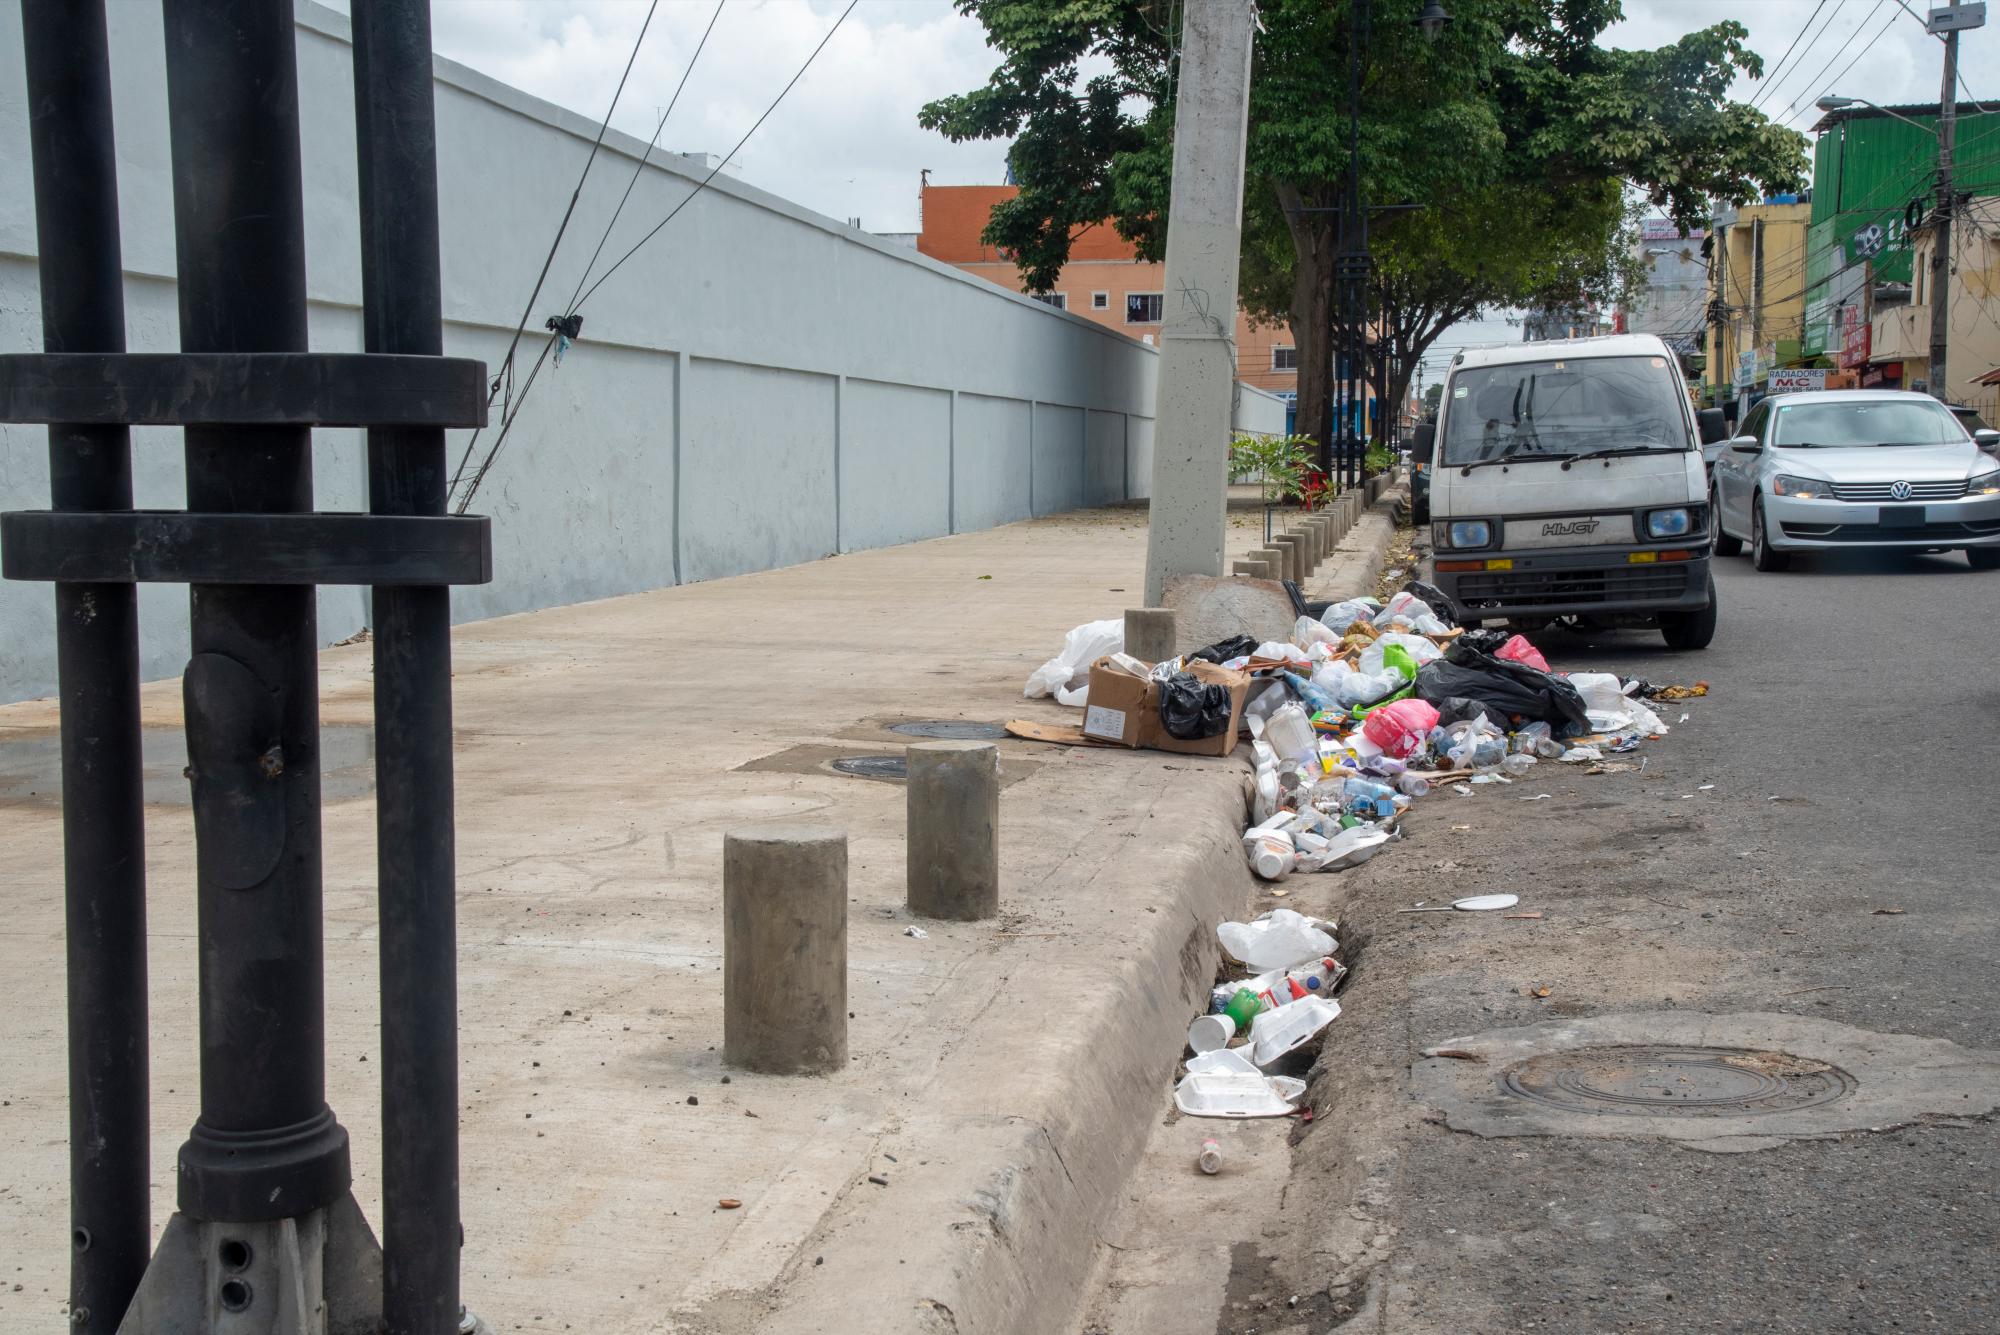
19,4,152,1331
351,3,465,1330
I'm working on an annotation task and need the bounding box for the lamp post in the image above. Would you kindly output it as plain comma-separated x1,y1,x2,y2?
1331,0,1449,492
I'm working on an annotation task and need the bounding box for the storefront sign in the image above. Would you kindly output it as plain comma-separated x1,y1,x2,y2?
1769,368,1827,393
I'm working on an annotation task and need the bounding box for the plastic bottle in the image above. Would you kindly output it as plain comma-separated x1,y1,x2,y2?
1469,736,1508,770
1242,826,1297,881
1264,702,1318,764
1511,721,1553,755
1284,957,1342,995
1397,772,1432,797
1223,987,1263,1030
1339,776,1397,810
1197,1138,1224,1175
1500,752,1537,776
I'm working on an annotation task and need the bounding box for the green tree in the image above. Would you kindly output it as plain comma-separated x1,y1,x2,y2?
919,0,1807,457
1422,382,1444,419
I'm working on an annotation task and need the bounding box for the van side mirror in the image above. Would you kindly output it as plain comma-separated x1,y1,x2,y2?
1728,435,1762,455
1697,407,1728,446
1410,422,1435,465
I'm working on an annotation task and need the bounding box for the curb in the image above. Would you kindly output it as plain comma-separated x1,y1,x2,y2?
733,767,1260,1335
1300,479,1411,604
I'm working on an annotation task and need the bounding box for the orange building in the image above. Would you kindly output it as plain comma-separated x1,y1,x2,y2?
918,184,1300,398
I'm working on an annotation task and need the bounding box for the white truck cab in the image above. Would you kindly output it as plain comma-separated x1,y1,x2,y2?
1411,334,1723,650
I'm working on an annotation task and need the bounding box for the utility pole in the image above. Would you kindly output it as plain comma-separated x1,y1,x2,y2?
1143,0,1256,606
1927,0,1961,401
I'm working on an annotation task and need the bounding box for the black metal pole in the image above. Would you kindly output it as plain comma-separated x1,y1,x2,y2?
351,3,464,1329
21,3,151,1329
162,0,352,1222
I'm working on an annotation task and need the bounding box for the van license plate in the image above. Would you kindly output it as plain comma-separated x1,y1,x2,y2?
1879,506,1926,527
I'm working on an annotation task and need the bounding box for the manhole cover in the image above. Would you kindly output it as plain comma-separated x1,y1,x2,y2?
885,720,1007,741
1499,1046,1856,1118
829,755,908,781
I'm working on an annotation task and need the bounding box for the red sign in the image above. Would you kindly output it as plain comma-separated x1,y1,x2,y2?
1839,307,1871,370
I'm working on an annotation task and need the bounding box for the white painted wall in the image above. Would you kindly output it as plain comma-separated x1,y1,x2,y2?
0,1,1287,703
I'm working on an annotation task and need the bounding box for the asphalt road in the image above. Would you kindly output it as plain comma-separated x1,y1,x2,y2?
1247,543,2000,1334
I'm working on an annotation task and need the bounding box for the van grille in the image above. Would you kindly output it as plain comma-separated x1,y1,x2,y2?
1455,565,1694,608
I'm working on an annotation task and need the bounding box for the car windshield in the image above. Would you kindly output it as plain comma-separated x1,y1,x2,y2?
1439,355,1687,465
1771,398,1967,447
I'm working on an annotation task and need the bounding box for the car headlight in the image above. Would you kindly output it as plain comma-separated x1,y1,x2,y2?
1644,507,1693,538
1970,470,2000,496
1772,474,1831,499
1446,519,1492,549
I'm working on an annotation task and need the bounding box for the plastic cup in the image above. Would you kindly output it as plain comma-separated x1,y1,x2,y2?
1223,987,1263,1030
1188,1012,1236,1054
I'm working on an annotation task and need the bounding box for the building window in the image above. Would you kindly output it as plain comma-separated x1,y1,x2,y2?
1091,290,1110,310
1272,345,1298,372
1031,292,1067,311
1126,292,1164,324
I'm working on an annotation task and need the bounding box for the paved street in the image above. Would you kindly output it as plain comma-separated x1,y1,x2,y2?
1087,544,2000,1335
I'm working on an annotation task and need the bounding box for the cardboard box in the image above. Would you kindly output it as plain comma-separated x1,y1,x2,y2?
1080,656,1250,758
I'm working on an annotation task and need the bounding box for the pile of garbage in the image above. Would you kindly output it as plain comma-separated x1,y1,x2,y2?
1173,908,1345,1118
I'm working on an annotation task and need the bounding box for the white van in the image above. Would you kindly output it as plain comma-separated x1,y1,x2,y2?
1410,334,1723,650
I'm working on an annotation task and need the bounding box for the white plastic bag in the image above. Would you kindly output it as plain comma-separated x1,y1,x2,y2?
1217,909,1335,971
1024,619,1122,702
1373,591,1430,624
1357,632,1444,676
1292,615,1341,648
1319,598,1376,632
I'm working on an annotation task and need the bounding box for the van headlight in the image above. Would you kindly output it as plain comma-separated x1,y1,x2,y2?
1644,507,1693,538
1444,519,1492,549
1772,474,1831,499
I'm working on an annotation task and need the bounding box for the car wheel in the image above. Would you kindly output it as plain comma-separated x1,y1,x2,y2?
1750,497,1789,572
1711,483,1741,557
1968,546,2000,570
1659,573,1717,651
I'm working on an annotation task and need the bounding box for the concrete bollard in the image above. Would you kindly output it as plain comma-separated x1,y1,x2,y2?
724,826,848,1074
1231,559,1269,579
1276,532,1310,579
907,741,1001,922
1245,552,1280,580
1253,546,1291,583
1300,519,1325,564
1124,607,1178,665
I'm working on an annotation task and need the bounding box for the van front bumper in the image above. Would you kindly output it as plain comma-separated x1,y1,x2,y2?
1432,545,1711,621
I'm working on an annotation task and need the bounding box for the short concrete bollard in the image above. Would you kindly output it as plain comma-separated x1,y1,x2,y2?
1231,559,1268,578
1298,519,1323,565
1124,607,1177,665
724,826,848,1074
1276,532,1310,579
1253,546,1291,583
907,741,1000,921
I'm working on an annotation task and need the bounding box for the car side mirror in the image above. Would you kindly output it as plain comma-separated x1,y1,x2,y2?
1410,422,1435,465
1977,428,2000,451
1697,407,1728,446
1727,435,1762,455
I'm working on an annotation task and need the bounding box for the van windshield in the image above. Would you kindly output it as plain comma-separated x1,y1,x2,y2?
1441,355,1689,466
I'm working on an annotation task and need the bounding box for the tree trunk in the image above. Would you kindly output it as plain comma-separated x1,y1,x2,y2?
1277,181,1338,474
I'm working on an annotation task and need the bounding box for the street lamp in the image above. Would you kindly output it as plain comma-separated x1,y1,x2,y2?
1817,79,1959,402
1328,0,1449,491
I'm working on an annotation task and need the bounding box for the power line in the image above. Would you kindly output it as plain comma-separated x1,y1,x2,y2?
1774,0,1889,127
1749,0,1831,112
448,0,662,499
452,0,861,515
1755,0,1849,116
572,0,860,313
563,0,728,315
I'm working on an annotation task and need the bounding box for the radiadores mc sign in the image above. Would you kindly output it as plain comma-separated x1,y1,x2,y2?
1769,368,1827,393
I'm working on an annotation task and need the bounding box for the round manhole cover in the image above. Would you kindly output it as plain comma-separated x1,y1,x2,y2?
829,755,908,781
1499,1046,1857,1118
885,720,1007,741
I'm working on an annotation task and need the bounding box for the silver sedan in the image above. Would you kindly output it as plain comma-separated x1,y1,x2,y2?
1709,389,2000,571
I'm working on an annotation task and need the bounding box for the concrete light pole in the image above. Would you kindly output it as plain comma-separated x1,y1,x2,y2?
1142,0,1256,607
1928,1,1961,402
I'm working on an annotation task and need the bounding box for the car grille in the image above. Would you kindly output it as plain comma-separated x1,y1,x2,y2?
1455,565,1694,608
1781,519,2000,543
1826,479,1967,502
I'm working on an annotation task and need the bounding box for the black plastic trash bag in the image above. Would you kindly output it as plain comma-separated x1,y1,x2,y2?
1430,694,1511,728
1453,628,1512,657
1416,643,1590,731
1399,579,1457,625
1158,672,1236,739
1187,634,1258,665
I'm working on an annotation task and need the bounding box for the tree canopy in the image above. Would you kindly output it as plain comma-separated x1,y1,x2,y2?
920,0,1809,454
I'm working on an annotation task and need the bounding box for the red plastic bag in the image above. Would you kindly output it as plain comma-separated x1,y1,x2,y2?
1362,698,1441,759
1495,634,1550,674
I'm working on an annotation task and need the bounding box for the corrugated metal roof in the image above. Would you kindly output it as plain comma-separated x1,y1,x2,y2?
1808,102,1993,132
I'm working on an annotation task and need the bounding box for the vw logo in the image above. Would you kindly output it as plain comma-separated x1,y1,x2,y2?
1888,479,1913,501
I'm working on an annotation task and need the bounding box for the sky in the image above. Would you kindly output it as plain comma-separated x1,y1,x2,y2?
319,0,1993,234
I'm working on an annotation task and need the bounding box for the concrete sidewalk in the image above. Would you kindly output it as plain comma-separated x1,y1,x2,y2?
0,503,1367,1334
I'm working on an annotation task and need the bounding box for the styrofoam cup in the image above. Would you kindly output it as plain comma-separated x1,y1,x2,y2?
1187,1012,1236,1054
